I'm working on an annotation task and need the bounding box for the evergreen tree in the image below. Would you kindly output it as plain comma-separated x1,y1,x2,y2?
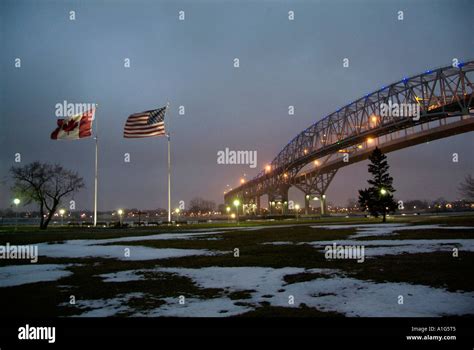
358,147,397,222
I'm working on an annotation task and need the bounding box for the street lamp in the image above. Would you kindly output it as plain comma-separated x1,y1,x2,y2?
59,209,66,226
13,198,20,231
175,208,180,222
117,209,124,227
233,199,240,224
295,204,300,221
380,188,387,196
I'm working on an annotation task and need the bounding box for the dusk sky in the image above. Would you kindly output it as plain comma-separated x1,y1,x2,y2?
1,0,473,211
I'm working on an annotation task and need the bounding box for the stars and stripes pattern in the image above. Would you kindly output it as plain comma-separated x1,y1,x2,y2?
123,106,167,138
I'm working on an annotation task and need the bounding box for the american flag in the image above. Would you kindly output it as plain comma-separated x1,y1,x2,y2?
123,106,167,138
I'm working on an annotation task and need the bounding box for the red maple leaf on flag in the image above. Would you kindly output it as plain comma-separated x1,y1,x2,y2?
61,119,78,134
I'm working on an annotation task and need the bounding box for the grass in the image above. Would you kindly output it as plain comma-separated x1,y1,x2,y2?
0,214,473,317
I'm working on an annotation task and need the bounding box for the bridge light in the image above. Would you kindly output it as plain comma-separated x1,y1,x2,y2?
304,149,308,155
314,160,320,166
367,137,374,144
415,96,422,102
357,144,363,149
240,178,245,184
371,115,378,123
283,173,288,178
265,164,272,172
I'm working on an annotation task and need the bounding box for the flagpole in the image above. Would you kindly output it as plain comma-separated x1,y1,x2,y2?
93,104,99,227
166,102,171,223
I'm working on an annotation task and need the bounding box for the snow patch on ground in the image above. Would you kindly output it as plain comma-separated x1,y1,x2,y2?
89,231,226,244
264,238,474,256
0,264,72,287
72,293,144,317
305,239,474,257
94,266,474,317
146,297,252,317
37,240,219,261
311,224,474,238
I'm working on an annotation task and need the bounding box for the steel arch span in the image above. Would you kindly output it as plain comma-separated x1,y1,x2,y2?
224,61,474,214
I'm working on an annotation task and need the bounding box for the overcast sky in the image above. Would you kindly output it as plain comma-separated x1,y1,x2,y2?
1,0,473,211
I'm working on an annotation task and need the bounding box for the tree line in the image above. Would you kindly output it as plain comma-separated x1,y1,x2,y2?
7,153,474,229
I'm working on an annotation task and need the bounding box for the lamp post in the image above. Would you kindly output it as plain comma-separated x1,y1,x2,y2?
117,209,124,227
59,209,65,226
233,199,240,224
295,204,300,221
13,198,20,231
321,194,327,216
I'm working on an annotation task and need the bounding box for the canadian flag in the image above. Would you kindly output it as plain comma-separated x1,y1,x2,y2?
51,109,95,140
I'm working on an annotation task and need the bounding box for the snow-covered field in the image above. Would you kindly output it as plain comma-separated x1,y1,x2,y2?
80,266,474,317
36,240,219,261
1,221,473,317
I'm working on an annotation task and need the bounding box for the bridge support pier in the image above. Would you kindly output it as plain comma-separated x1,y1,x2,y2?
279,185,290,215
295,170,337,217
267,184,290,215
268,194,275,215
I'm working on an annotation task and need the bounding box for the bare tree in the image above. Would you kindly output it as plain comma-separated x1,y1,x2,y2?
10,162,85,229
458,174,474,200
189,197,216,214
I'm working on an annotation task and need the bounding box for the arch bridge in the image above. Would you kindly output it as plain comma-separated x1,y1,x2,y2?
224,61,474,215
